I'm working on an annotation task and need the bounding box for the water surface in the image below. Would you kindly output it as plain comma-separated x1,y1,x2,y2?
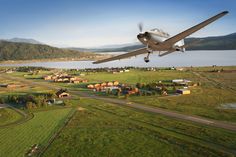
0,50,235,69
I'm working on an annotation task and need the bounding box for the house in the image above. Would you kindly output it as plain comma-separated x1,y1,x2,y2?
113,81,119,86
82,79,88,83
101,82,107,87
176,89,191,95
87,84,94,89
46,99,64,106
107,82,113,86
6,84,23,88
176,68,184,71
72,80,81,84
56,90,70,98
172,79,192,86
44,75,52,80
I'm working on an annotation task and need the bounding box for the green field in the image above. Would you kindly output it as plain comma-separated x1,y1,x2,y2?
1,67,236,157
43,98,236,157
0,108,72,157
83,69,193,84
79,68,236,122
0,107,24,126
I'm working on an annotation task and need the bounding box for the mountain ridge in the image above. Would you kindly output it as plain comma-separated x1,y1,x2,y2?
0,41,93,61
0,38,43,45
67,33,236,52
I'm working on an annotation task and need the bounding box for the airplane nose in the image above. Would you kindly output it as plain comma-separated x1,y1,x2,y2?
137,32,150,40
137,33,145,38
137,34,142,39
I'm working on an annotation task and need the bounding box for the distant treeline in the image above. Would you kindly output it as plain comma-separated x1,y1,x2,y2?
0,41,93,61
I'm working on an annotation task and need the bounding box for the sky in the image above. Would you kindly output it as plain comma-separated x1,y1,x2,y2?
0,0,235,47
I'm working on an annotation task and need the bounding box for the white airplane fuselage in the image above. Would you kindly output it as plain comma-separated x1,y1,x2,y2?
137,29,185,52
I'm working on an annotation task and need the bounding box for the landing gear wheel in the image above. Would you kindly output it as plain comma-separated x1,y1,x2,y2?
144,51,151,63
144,57,150,63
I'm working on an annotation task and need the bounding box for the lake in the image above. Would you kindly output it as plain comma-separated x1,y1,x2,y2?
0,50,236,69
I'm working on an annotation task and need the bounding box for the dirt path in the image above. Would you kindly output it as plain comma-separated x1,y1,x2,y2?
0,104,8,109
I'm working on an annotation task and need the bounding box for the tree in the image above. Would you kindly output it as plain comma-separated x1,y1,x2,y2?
136,83,142,89
172,84,176,91
26,102,33,110
0,97,4,104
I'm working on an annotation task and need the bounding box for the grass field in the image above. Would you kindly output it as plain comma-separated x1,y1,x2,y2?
0,107,23,126
1,67,236,157
0,108,72,157
83,69,194,84
43,98,236,157
78,68,236,122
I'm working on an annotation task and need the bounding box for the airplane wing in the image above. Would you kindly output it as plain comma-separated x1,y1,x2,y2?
158,50,176,57
93,47,147,64
161,11,228,47
159,39,203,57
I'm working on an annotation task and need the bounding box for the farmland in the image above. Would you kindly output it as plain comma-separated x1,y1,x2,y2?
0,108,73,157
43,98,236,157
0,107,24,126
77,67,236,122
0,66,236,157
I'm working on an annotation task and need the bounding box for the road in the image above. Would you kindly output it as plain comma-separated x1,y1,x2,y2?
72,91,236,132
1,73,236,132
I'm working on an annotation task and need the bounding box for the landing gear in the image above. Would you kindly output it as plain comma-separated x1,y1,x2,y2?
144,56,150,63
144,51,151,63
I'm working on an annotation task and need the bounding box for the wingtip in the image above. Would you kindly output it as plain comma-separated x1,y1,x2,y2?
222,11,229,14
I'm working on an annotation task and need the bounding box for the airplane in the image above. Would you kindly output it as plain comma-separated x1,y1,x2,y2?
93,11,229,64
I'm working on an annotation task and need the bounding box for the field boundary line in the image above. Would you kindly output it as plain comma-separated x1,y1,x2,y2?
37,108,76,157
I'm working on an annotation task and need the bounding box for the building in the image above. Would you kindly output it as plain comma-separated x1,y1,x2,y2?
3,84,24,88
176,89,191,95
56,90,70,98
44,75,52,80
107,82,113,86
72,80,81,84
87,84,94,89
113,81,119,86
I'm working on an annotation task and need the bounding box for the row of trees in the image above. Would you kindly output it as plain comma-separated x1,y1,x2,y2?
6,93,56,109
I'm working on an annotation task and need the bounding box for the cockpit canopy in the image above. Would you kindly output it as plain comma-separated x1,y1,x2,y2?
150,28,170,37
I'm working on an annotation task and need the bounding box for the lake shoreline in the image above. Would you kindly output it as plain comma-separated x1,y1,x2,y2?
0,54,113,64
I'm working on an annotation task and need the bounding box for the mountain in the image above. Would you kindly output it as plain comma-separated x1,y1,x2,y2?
185,33,236,50
69,33,236,52
7,38,43,44
0,41,93,61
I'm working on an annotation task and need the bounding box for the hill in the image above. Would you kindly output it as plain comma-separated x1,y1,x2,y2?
7,38,43,44
71,33,236,52
0,41,92,61
185,33,236,50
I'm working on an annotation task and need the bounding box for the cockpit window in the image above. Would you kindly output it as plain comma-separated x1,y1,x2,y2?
151,28,170,37
151,28,160,32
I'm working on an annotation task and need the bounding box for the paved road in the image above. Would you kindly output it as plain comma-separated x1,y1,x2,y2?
1,74,236,132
